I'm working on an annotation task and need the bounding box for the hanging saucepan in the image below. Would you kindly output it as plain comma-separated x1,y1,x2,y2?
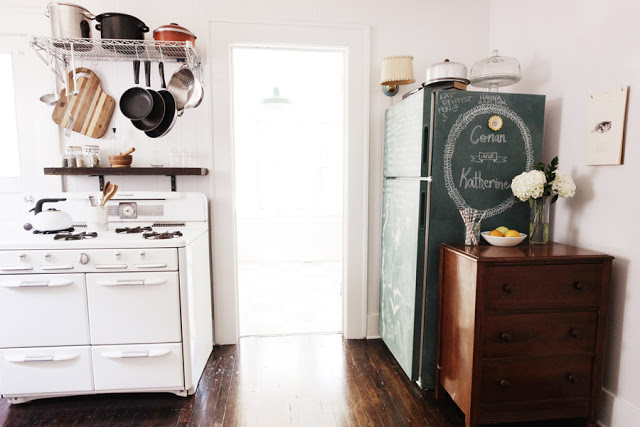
167,65,202,116
95,13,149,54
132,61,165,132
119,60,153,120
145,62,177,138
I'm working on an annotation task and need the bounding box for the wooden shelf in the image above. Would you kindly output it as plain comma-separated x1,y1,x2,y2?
44,167,208,191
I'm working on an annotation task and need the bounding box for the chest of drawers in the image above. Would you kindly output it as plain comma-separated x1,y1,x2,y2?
435,242,613,427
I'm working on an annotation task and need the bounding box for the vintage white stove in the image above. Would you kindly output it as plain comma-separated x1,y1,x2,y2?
0,192,213,404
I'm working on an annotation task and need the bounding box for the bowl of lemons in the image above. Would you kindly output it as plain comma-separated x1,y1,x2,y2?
481,226,527,247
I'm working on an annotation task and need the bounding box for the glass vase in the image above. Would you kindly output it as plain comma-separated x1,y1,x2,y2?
529,197,550,244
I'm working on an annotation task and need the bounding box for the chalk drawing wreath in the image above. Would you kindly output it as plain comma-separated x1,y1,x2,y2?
443,103,535,218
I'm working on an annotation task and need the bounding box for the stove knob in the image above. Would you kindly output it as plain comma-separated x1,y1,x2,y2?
139,251,146,258
19,253,27,261
115,251,121,259
78,253,90,265
45,253,51,261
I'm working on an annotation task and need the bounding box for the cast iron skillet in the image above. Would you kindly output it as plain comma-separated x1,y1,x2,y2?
145,62,177,138
119,60,153,120
132,61,165,132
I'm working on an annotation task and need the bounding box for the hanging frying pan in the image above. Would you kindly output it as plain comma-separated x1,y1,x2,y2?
119,60,153,120
132,61,165,131
145,62,177,138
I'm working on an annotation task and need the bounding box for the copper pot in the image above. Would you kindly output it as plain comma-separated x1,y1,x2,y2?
153,23,196,45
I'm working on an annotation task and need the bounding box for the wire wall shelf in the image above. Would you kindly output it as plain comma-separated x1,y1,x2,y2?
30,36,203,83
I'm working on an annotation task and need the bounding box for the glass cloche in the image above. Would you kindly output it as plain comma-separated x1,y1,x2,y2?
469,50,521,91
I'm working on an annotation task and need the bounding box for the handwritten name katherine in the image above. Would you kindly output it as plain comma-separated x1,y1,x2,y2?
459,167,511,190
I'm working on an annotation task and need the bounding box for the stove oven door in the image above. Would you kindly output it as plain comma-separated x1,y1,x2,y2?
0,273,89,348
86,271,181,345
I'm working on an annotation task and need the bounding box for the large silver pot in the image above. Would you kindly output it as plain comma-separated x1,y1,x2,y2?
45,2,95,39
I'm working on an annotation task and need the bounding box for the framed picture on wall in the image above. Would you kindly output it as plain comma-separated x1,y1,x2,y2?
586,86,629,165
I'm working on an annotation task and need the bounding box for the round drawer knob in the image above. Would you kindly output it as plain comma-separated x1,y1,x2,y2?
500,332,513,342
502,284,513,294
569,328,583,338
574,282,585,291
499,379,510,389
78,253,90,265
567,373,577,384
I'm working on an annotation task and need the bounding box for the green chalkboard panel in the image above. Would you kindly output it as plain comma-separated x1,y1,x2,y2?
419,91,545,389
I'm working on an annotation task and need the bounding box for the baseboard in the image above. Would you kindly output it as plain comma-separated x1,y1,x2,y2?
598,388,640,427
366,313,380,339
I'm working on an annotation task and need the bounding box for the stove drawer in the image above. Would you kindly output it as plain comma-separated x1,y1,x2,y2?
0,346,93,396
0,273,89,348
86,272,181,345
86,248,178,272
92,343,184,391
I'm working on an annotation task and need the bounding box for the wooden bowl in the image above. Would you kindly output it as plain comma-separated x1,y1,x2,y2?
108,154,133,168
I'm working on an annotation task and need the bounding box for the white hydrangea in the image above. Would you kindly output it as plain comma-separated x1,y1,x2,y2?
511,170,546,202
552,170,576,198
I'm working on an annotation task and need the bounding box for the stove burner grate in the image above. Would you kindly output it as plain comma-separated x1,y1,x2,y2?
34,227,74,235
143,231,183,240
115,226,153,234
54,231,98,241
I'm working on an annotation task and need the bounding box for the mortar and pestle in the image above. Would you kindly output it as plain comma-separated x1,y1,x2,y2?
109,147,135,168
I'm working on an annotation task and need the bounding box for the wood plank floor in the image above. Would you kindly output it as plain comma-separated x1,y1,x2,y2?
0,334,592,426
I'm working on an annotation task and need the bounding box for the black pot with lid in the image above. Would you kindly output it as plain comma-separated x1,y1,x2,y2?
95,13,149,54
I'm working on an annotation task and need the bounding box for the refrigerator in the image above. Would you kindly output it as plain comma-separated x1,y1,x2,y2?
379,88,545,389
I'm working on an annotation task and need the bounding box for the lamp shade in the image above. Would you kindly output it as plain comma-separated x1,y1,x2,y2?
380,55,415,85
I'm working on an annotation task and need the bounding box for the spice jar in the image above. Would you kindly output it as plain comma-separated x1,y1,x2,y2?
66,146,83,168
84,145,101,167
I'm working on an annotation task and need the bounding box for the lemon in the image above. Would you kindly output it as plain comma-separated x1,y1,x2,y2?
505,229,520,238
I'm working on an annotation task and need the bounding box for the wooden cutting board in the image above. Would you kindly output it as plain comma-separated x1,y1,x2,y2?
52,67,115,139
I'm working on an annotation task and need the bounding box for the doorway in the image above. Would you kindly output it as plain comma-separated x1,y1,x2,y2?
210,21,370,343
232,46,344,336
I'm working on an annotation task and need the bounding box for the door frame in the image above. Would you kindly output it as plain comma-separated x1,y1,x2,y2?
209,20,370,343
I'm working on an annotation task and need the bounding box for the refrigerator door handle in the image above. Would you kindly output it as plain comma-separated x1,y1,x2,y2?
422,125,429,168
419,190,427,231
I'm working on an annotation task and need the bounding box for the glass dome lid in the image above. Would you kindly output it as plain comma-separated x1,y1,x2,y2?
469,50,521,91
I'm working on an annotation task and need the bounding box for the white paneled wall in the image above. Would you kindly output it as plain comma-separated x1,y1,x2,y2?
0,0,491,338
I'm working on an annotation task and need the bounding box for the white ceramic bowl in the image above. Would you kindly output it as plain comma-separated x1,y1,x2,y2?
481,231,527,247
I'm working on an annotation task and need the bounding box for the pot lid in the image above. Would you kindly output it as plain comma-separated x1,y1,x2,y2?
153,23,196,38
425,59,468,86
469,50,521,89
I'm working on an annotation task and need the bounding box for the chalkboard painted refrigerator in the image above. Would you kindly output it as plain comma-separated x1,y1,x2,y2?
379,89,545,389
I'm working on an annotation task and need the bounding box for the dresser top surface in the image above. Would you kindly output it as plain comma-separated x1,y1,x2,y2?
441,242,613,263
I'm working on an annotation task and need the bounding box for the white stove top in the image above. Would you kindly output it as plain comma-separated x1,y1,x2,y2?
0,191,210,251
0,223,208,250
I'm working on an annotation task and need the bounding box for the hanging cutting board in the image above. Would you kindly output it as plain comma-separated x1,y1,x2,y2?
52,67,115,139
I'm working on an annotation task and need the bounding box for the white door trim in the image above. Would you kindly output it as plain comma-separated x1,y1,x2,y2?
209,21,370,344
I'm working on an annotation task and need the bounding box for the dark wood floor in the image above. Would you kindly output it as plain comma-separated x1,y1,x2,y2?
0,334,591,426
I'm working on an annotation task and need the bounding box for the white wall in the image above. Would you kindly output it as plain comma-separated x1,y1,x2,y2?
489,1,639,425
0,0,491,338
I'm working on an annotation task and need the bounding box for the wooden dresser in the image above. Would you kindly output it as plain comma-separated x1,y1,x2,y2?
435,242,613,427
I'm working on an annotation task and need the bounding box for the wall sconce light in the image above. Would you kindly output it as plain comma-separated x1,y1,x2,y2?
380,55,415,96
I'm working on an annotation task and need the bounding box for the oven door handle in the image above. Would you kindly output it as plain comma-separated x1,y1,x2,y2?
102,349,171,359
0,266,34,272
40,265,75,271
1,279,74,288
133,263,168,269
5,353,79,363
96,279,167,286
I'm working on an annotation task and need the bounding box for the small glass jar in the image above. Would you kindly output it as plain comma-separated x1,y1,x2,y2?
66,146,83,168
84,145,101,168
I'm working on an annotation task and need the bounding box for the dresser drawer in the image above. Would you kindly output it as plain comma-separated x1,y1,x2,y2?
485,264,602,311
481,355,592,404
482,312,597,358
